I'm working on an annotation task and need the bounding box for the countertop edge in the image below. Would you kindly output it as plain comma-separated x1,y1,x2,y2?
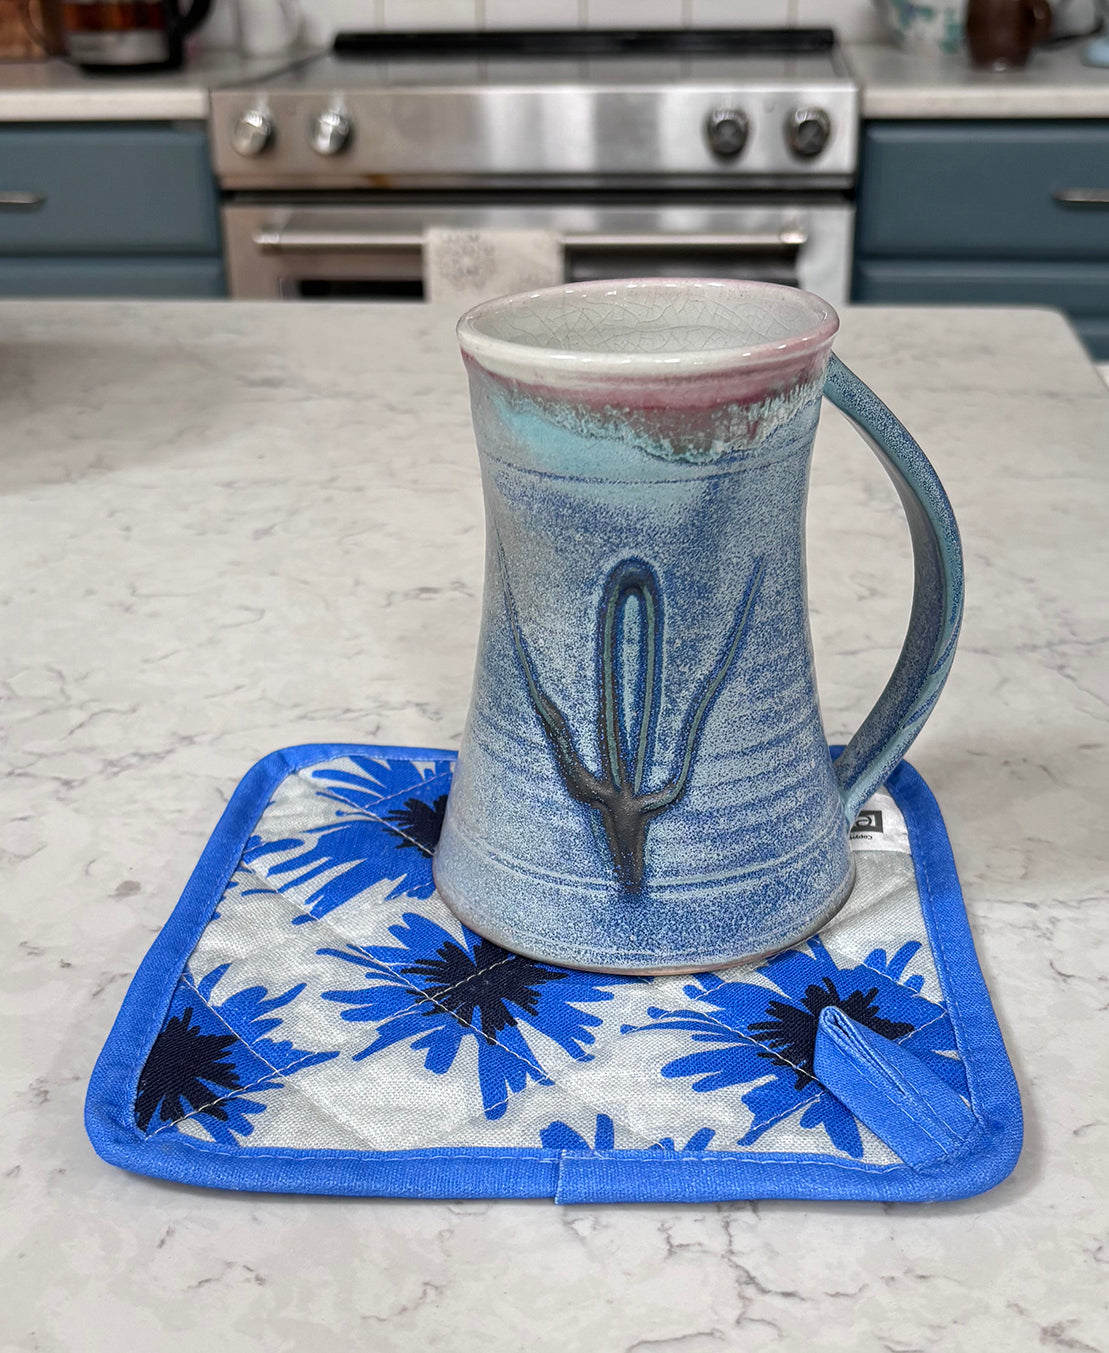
846,41,1109,120
0,52,313,122
0,88,210,120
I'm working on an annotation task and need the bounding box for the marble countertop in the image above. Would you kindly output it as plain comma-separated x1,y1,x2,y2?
847,39,1109,118
1,299,1106,1352
0,51,305,120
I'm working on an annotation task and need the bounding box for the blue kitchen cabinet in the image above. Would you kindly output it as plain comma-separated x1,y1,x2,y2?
854,121,1109,358
0,122,225,297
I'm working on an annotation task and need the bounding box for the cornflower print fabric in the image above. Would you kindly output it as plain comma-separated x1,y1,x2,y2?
85,743,1022,1203
622,937,964,1159
133,963,338,1144
317,916,644,1120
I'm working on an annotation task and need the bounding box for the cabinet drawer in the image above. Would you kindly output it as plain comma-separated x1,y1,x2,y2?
853,258,1109,313
0,124,220,255
857,121,1109,259
0,256,225,296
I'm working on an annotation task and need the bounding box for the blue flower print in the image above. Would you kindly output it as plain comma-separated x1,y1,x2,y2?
134,964,338,1144
651,1127,717,1153
242,756,454,924
318,913,646,1120
540,1113,716,1153
211,865,284,921
624,937,965,1159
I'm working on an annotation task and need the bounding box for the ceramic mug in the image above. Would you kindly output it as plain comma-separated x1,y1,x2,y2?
872,0,965,53
433,279,963,974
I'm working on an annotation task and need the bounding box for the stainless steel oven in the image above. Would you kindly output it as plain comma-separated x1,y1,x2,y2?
211,29,859,304
223,200,854,303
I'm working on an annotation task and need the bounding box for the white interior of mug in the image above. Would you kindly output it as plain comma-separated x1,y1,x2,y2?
457,278,839,385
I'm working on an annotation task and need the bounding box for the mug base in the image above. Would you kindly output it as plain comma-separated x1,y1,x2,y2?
434,857,856,976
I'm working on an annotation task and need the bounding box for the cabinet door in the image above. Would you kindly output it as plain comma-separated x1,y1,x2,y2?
0,123,221,255
857,121,1109,259
0,257,225,296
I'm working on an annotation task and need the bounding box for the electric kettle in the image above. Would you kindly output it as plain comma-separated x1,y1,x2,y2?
62,0,212,71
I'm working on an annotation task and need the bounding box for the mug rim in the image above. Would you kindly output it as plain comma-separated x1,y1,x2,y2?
456,277,840,385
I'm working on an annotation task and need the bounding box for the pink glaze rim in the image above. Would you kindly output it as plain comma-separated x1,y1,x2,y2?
456,277,840,391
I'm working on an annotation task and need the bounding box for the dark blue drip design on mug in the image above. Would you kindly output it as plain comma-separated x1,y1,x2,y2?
500,545,766,894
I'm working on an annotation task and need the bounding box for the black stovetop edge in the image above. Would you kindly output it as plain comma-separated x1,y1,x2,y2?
331,28,837,59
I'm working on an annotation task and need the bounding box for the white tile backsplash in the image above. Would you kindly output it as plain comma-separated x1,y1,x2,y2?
293,0,884,43
380,0,481,29
582,0,685,26
298,0,381,44
688,0,795,25
484,0,583,26
795,0,884,40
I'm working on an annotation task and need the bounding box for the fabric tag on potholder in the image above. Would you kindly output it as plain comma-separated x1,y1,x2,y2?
85,743,1022,1204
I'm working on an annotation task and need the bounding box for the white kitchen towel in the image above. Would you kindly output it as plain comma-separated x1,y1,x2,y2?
423,228,564,306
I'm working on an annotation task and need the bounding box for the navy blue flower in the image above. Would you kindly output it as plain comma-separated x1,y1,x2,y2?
242,756,454,923
134,964,338,1144
540,1113,715,1153
318,913,645,1120
623,937,964,1159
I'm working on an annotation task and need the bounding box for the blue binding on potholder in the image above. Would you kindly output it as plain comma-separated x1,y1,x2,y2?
85,744,1022,1204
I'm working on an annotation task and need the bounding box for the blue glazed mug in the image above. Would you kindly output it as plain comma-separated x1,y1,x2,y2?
433,279,963,974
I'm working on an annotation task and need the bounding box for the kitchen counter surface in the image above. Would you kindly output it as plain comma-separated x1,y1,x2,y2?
0,51,306,120
848,39,1109,117
1,299,1106,1352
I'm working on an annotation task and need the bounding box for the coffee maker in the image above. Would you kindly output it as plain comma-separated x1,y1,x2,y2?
62,0,212,71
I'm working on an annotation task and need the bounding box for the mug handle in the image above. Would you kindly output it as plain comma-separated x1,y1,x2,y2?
1026,0,1053,45
821,354,965,823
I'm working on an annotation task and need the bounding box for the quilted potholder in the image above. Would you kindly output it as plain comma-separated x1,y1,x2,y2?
85,743,1022,1204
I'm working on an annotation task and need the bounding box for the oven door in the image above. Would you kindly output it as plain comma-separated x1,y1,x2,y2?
222,201,854,305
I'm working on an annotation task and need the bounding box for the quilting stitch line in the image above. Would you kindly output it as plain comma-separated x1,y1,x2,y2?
118,747,310,1130
293,763,452,821
161,1134,911,1174
169,963,627,1152
319,947,526,1036
252,786,452,892
145,1051,329,1140
266,893,683,1150
223,849,923,1159
145,973,378,1147
629,978,961,1114
180,885,654,1152
257,864,567,1040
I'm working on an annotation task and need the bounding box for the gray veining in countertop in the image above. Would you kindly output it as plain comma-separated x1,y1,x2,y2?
1,299,1107,1352
847,39,1109,118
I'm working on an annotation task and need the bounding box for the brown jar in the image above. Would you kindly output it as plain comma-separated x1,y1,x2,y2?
966,0,1053,69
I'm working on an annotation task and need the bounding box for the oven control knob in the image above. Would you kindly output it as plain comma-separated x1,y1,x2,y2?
786,106,832,159
231,108,274,158
705,107,749,160
310,109,352,156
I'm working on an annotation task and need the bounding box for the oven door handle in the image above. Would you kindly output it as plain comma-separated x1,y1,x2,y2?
251,226,809,252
